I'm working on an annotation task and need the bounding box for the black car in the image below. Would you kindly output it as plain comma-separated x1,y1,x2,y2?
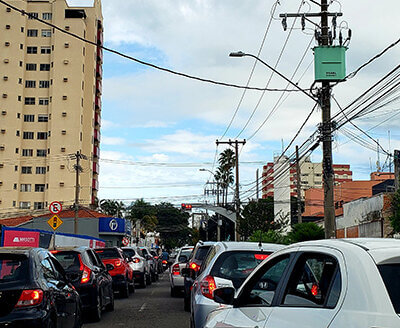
52,246,114,322
182,241,215,311
0,247,82,328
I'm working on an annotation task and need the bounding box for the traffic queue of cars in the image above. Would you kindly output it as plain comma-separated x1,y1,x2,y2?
0,244,164,327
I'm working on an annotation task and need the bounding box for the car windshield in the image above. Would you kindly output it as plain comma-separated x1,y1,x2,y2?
53,251,81,271
179,249,193,259
95,248,121,259
0,254,29,283
123,249,136,258
210,251,271,289
194,246,211,261
378,264,400,313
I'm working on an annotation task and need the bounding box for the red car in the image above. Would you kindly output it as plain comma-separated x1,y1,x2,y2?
95,247,134,298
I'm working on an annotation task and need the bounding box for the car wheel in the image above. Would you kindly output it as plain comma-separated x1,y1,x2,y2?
105,290,114,312
184,294,190,312
146,273,152,285
141,275,147,288
91,292,102,322
120,281,129,298
129,280,135,293
170,286,177,297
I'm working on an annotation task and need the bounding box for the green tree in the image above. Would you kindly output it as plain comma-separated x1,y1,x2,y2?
249,229,291,245
389,189,400,233
237,198,275,239
216,149,236,206
288,222,325,243
99,199,126,217
126,199,158,232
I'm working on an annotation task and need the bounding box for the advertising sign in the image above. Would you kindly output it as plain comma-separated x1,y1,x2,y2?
99,217,125,234
3,230,40,247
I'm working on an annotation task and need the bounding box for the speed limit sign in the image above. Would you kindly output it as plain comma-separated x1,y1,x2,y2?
49,201,62,215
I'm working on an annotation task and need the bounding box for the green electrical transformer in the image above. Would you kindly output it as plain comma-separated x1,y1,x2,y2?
313,46,347,81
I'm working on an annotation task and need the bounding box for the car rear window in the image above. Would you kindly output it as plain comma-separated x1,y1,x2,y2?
180,249,193,259
378,264,400,313
194,246,211,261
123,249,136,258
0,254,29,284
95,248,121,259
210,251,271,288
53,251,81,271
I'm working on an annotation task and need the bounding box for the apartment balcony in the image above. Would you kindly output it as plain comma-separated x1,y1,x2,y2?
93,162,99,174
94,129,100,141
95,112,101,126
93,146,100,158
96,63,102,78
97,29,103,46
97,46,103,63
96,79,102,95
95,96,101,110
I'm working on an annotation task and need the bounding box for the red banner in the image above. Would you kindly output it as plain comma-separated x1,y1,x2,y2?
3,230,40,247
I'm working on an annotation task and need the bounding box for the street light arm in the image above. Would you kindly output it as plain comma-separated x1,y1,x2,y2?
229,51,317,104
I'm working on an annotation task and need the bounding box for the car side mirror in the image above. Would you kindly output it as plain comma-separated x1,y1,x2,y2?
178,255,188,263
213,287,235,305
181,268,196,279
106,263,114,271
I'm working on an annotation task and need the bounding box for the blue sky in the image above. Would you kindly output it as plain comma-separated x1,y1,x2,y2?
69,0,400,205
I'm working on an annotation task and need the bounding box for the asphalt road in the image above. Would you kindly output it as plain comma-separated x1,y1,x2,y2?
85,272,190,328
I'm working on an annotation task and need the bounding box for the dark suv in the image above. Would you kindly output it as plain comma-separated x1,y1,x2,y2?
0,247,82,328
95,247,135,298
183,241,215,311
52,246,114,322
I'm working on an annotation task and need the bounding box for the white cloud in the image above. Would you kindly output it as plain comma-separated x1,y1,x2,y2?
101,136,126,146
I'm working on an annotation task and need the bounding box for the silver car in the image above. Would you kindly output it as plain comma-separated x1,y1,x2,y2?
169,246,194,296
190,241,283,328
122,246,151,287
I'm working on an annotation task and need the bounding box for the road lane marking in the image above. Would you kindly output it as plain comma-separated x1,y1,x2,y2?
139,302,147,312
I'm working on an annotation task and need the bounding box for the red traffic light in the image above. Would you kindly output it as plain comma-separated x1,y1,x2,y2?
181,203,192,210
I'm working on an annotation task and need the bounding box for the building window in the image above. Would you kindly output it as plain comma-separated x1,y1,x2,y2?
27,29,38,37
24,97,35,105
26,63,37,71
12,201,16,207
25,80,36,88
41,29,51,37
38,98,49,105
18,78,22,84
36,167,46,174
35,184,45,192
20,184,31,192
37,114,48,122
27,12,38,19
42,13,52,20
19,201,30,209
22,149,33,157
34,202,45,210
40,64,50,71
23,132,34,139
27,46,37,54
37,132,47,140
36,149,46,157
16,130,20,136
24,115,35,122
21,166,32,174
40,46,51,54
13,183,17,189
39,80,50,88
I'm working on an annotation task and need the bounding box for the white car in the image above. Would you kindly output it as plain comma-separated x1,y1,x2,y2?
205,238,400,328
169,246,194,296
122,246,151,287
190,241,283,328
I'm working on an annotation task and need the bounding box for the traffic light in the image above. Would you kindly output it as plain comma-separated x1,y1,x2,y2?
181,203,192,211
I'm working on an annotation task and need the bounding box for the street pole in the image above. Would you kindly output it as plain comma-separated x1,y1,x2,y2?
395,149,400,191
216,139,246,241
256,169,259,200
296,146,303,224
74,151,81,235
216,182,221,241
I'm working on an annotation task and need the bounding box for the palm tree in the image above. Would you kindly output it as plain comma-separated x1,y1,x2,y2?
216,149,236,206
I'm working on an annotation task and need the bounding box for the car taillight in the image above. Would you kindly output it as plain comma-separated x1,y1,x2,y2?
15,289,43,307
172,264,180,276
311,284,319,296
133,258,140,263
189,262,200,272
114,259,122,267
200,275,216,300
154,256,159,259
254,254,269,260
78,254,91,284
162,260,167,264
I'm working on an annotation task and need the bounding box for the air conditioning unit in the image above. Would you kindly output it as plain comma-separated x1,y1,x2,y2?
2,94,7,98
0,129,5,134
65,26,70,31
1,111,7,115
63,77,68,82
3,59,9,63
61,130,66,135
5,25,10,29
0,164,3,168
5,42,10,46
62,95,67,100
64,43,69,48
62,112,67,117
63,60,69,65
0,146,5,151
3,76,8,81
60,147,65,152
60,164,65,169
0,182,3,186
59,182,64,187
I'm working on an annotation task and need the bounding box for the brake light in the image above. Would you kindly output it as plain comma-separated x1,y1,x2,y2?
15,289,43,307
200,275,216,300
78,254,91,284
50,250,59,254
133,258,140,263
254,254,269,261
114,259,122,267
172,264,180,276
154,256,159,259
162,260,167,264
189,262,200,272
311,284,319,296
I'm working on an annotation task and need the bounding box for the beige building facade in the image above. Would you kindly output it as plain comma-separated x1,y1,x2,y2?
0,0,103,216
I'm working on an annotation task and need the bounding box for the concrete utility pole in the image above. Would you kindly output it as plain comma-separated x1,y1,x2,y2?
296,146,303,224
280,0,342,239
395,150,400,191
216,139,246,241
72,151,86,234
256,169,260,200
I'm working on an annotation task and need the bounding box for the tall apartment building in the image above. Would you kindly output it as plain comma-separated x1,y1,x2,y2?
0,0,103,216
262,156,352,199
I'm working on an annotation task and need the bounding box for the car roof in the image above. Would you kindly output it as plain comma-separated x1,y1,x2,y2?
53,246,89,252
0,247,38,255
214,241,284,252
